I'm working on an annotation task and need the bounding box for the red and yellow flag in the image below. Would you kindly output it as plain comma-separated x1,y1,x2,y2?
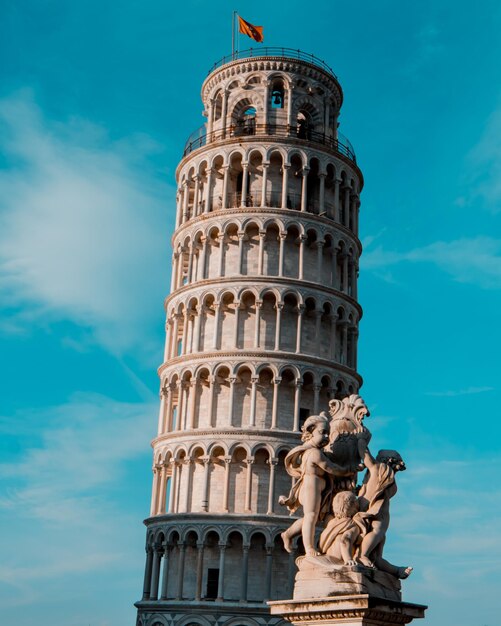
238,16,264,43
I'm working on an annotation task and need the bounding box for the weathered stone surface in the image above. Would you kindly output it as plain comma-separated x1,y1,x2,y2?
293,555,401,602
269,595,427,626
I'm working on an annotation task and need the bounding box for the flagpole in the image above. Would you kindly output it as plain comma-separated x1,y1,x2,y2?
232,11,236,59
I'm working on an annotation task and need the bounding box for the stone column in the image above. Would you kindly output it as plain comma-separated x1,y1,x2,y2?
265,545,273,599
263,80,270,127
343,253,349,292
330,314,338,360
201,455,211,511
199,237,208,279
254,300,262,348
182,181,189,223
313,384,321,414
187,380,197,429
300,168,309,212
164,318,172,362
222,165,229,209
150,466,159,516
315,310,322,354
316,240,324,281
176,381,185,431
278,232,286,276
181,310,189,355
228,375,237,425
165,385,174,432
233,301,240,348
293,380,302,432
286,84,295,127
170,254,178,291
258,230,266,275
176,543,186,600
186,243,194,284
221,90,228,137
160,543,170,600
271,377,281,429
192,174,200,215
274,302,283,350
341,322,349,365
318,172,326,214
261,162,269,206
181,458,193,512
193,305,202,352
244,456,255,512
281,164,290,209
298,235,306,279
332,247,339,289
249,377,258,427
171,314,180,358
343,186,351,227
296,304,305,353
142,546,153,599
216,543,227,601
333,177,341,221
222,456,232,512
267,457,279,513
204,168,213,213
158,463,168,514
207,98,214,136
241,162,249,206
207,375,216,427
212,302,221,349
237,230,245,274
168,460,178,512
240,544,250,602
218,233,225,276
157,388,167,436
351,259,358,299
149,544,161,600
195,541,205,601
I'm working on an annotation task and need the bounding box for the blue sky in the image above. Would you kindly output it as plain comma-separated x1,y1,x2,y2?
1,1,500,625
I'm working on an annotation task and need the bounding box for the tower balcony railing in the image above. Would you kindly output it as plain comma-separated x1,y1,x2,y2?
223,190,336,215
208,47,337,79
187,189,339,219
183,123,357,164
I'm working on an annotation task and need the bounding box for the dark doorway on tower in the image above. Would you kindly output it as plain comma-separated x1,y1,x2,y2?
299,407,310,430
206,568,219,599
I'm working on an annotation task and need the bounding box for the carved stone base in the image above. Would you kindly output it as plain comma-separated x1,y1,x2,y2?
293,555,402,602
268,595,427,626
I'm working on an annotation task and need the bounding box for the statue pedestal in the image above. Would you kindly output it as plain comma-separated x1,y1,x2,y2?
293,555,403,602
268,557,426,625
269,595,427,626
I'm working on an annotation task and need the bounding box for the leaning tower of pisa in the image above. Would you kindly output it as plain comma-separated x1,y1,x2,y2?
135,48,363,626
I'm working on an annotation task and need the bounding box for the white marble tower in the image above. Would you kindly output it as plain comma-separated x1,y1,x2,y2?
135,47,363,626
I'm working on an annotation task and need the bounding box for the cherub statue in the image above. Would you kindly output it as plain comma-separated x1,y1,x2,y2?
318,491,366,565
356,437,413,579
326,395,371,494
279,415,353,556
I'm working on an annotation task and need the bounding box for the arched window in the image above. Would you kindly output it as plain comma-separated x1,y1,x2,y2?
297,111,313,139
236,106,256,136
271,79,285,109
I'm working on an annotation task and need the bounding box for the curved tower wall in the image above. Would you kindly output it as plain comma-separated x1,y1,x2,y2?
136,50,364,626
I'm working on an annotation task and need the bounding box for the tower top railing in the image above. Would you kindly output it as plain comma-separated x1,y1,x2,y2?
183,123,356,163
208,47,337,79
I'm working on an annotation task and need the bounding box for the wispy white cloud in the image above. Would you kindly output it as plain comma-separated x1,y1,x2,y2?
463,104,501,212
404,23,444,76
424,386,495,397
0,91,173,357
362,237,501,289
0,394,154,600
